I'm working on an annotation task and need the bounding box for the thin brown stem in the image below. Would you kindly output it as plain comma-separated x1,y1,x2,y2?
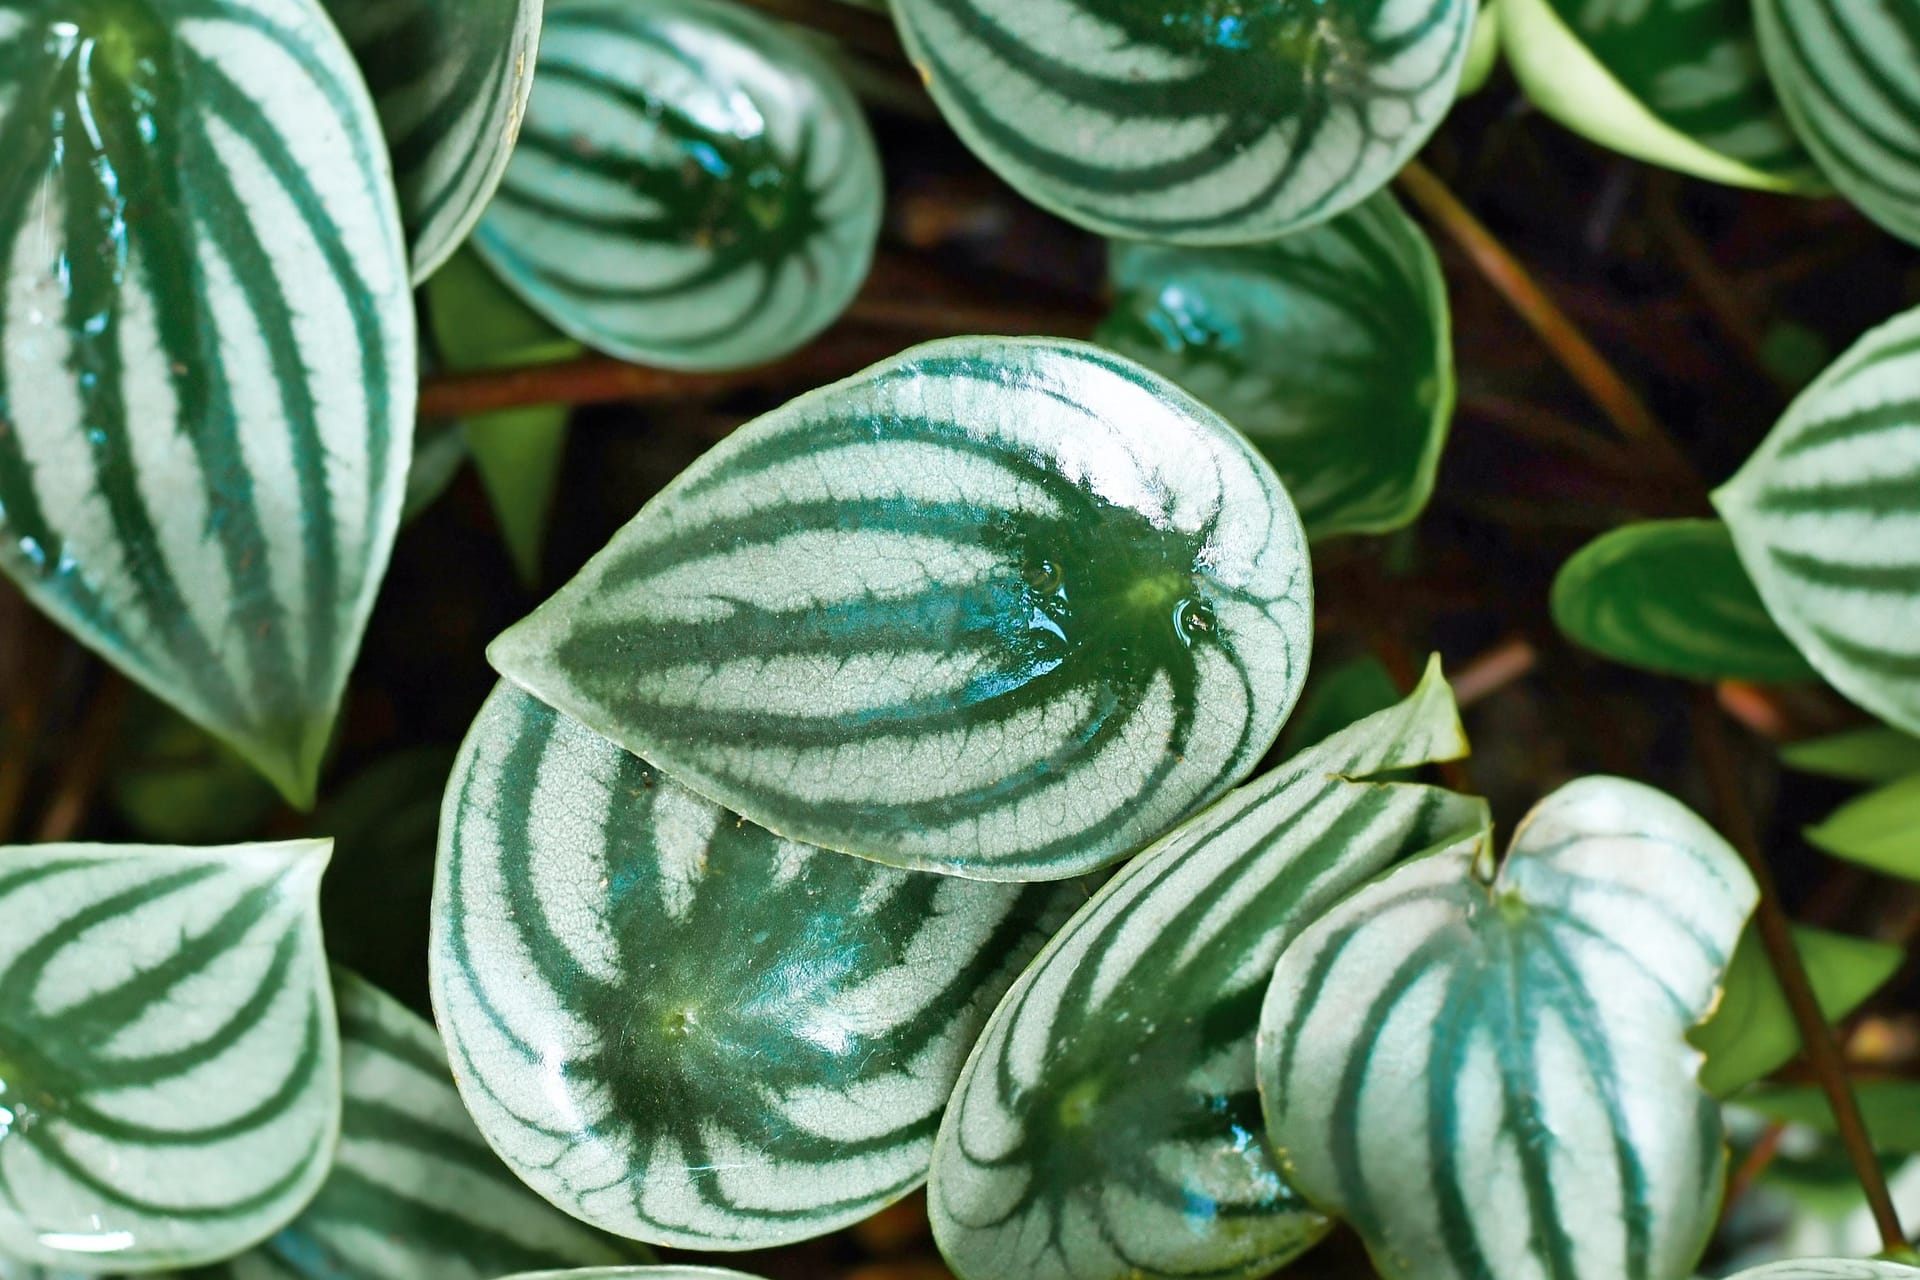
1720,1120,1788,1225
1397,161,1704,495
35,673,128,844
1694,689,1908,1254
1451,635,1538,709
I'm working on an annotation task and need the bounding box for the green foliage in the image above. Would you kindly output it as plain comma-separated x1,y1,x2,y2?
1742,1081,1920,1157
1783,727,1920,784
1806,775,1920,882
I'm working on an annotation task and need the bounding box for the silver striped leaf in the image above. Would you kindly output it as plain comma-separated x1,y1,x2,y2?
322,0,544,282
1550,518,1817,683
1501,0,1822,191
1756,2,1920,248
1257,776,1759,1280
889,0,1474,244
0,840,340,1272
0,0,417,808
487,337,1313,880
1714,305,1920,736
1097,192,1454,541
250,969,645,1279
1729,1267,1920,1280
929,659,1489,1280
429,683,1088,1250
473,0,883,371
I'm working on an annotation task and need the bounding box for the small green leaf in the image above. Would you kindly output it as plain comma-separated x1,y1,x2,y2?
1551,519,1818,682
890,0,1474,244
1755,0,1920,248
1783,727,1920,784
0,0,417,809
1259,777,1759,1280
1741,1081,1920,1156
930,660,1486,1280
1693,924,1904,1096
1277,655,1403,758
430,684,1086,1249
476,0,883,370
1500,0,1822,190
1714,305,1920,736
1459,0,1503,96
0,840,340,1270
1807,775,1920,881
321,0,544,281
1097,193,1454,540
426,250,583,584
1726,1264,1920,1280
489,337,1312,880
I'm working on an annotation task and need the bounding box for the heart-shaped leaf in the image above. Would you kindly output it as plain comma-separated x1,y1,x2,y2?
322,0,543,281
1755,0,1920,248
930,659,1487,1280
252,969,645,1278
1714,306,1920,736
474,0,882,371
429,684,1087,1249
889,0,1474,244
1097,193,1454,541
1551,519,1817,682
1501,0,1821,190
0,0,417,807
1258,776,1758,1280
0,840,339,1271
488,337,1312,880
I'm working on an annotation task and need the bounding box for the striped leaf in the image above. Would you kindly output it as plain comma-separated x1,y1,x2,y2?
1714,306,1920,736
1551,519,1817,683
0,840,340,1271
929,660,1487,1280
429,684,1087,1249
322,0,542,282
246,969,644,1279
1729,1266,1920,1280
888,0,1474,244
474,0,882,371
1096,193,1454,541
1501,0,1821,190
1756,0,1920,247
488,337,1312,880
1258,776,1759,1280
0,0,417,807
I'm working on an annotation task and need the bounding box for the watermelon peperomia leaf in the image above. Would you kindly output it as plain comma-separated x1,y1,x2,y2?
888,0,1475,244
1258,777,1758,1280
488,337,1313,881
0,0,417,807
474,0,883,371
1551,519,1818,683
0,840,339,1270
1755,0,1920,249
929,659,1487,1280
1500,0,1822,191
1714,305,1920,737
322,0,544,281
429,684,1087,1249
1097,192,1455,541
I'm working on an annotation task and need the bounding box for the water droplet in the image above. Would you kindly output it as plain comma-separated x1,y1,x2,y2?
17,536,47,573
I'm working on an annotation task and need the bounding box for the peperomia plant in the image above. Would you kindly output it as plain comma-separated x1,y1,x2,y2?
2,0,1920,1279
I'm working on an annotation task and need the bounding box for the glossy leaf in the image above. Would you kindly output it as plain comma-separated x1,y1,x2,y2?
930,660,1487,1280
1500,0,1820,190
1783,727,1920,784
1097,193,1454,540
0,0,417,807
1742,1081,1920,1156
475,0,882,370
0,840,339,1270
430,684,1086,1249
1694,923,1904,1096
1728,1265,1920,1280
889,0,1474,244
1756,0,1920,247
1551,519,1817,682
489,337,1313,880
322,0,542,281
1807,775,1920,881
1258,776,1758,1280
1714,306,1920,736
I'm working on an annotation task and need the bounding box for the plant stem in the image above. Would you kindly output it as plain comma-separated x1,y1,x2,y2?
1397,161,1703,494
1451,635,1538,710
1719,1119,1787,1224
1694,689,1908,1254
